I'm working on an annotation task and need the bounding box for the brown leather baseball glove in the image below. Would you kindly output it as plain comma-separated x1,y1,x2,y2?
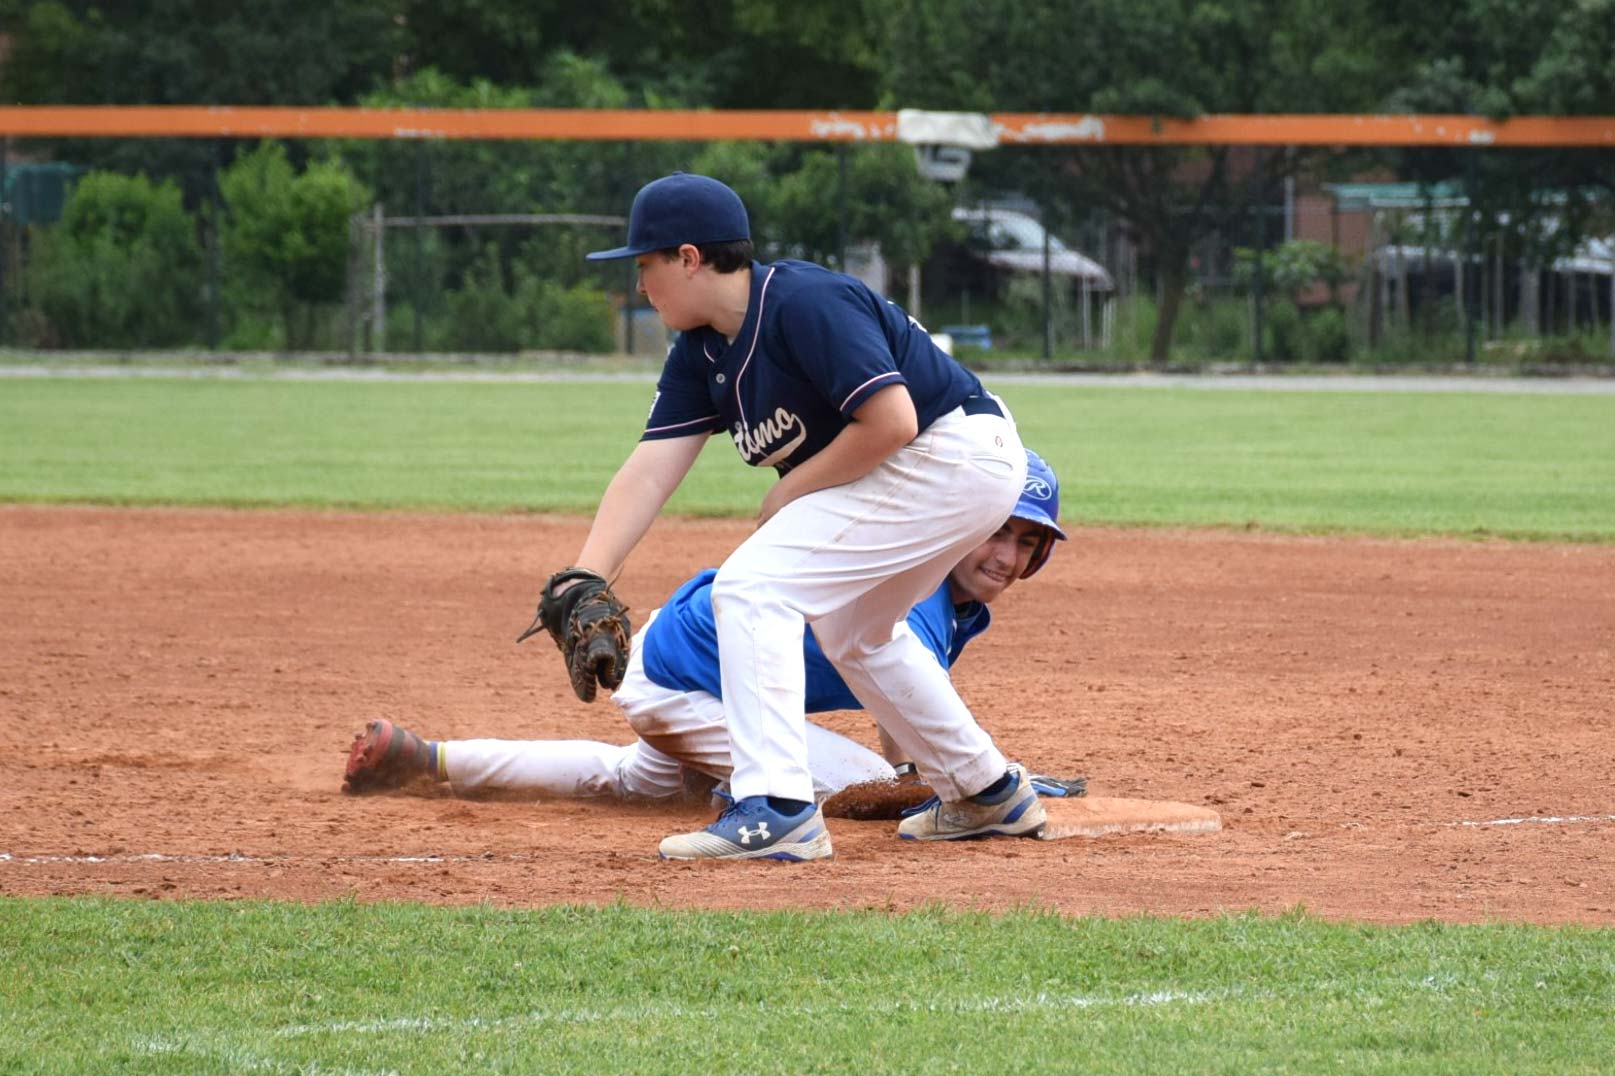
518,568,631,703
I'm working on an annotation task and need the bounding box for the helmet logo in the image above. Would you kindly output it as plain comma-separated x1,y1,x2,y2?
1023,477,1053,498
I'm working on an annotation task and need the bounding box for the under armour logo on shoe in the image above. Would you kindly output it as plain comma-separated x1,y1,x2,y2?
737,822,771,846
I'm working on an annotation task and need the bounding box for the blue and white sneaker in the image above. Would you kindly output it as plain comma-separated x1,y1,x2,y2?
897,763,1047,841
659,795,833,861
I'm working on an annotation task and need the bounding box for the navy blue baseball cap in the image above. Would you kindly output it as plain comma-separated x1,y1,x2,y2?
585,173,751,261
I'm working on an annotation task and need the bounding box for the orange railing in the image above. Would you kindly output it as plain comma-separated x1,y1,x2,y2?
0,107,1612,146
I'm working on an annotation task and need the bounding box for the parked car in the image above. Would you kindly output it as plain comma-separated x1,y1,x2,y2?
950,206,1114,288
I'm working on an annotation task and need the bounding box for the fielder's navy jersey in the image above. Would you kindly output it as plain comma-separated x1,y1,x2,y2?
641,260,984,473
640,568,991,711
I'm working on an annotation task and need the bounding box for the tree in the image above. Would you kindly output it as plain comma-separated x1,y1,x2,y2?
879,0,1413,360
392,0,882,109
21,171,203,347
1382,0,1615,336
1234,240,1350,304
220,142,369,349
0,1,399,105
335,60,687,227
0,2,401,199
767,145,957,270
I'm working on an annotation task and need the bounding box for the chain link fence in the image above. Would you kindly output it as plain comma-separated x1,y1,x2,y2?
2,136,1610,366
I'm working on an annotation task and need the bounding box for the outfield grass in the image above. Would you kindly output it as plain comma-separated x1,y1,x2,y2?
2,376,1612,539
2,899,1610,1074
0,377,767,517
1011,387,1615,542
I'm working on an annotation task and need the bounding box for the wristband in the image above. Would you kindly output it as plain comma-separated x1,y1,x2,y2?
892,762,918,778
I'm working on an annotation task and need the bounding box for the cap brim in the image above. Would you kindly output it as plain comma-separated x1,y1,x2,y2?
1012,507,1067,541
584,245,646,262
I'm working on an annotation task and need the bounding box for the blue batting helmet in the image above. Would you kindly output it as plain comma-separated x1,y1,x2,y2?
1012,449,1067,579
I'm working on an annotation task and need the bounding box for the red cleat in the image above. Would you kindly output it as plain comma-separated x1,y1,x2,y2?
342,719,433,794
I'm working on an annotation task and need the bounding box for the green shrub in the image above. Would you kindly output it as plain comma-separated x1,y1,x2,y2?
1264,299,1303,362
218,313,284,352
996,273,1074,349
1528,333,1608,365
513,269,614,352
21,171,203,347
433,244,523,352
221,142,369,350
1235,240,1351,299
1105,294,1158,361
425,248,614,353
1304,307,1353,363
1176,296,1248,359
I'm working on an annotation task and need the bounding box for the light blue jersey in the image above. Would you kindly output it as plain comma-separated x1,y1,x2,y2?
641,569,991,711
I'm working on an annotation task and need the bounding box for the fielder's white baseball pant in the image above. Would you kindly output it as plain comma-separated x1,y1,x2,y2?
713,401,1026,803
442,615,893,800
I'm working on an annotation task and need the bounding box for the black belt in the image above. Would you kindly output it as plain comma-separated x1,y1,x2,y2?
960,394,1004,419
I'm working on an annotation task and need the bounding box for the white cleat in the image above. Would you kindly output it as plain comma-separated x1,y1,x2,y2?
897,763,1047,841
659,796,834,861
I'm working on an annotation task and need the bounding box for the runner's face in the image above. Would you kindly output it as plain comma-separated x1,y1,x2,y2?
635,248,703,331
948,517,1046,604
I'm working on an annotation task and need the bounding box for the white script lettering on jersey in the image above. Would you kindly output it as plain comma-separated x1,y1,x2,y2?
733,407,809,469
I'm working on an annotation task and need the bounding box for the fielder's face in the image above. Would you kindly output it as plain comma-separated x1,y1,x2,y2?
635,248,705,332
948,517,1048,605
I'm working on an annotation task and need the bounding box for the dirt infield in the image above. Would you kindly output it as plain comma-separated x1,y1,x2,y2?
3,505,1612,924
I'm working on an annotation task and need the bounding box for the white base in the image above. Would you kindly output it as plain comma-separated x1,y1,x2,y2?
1038,797,1223,840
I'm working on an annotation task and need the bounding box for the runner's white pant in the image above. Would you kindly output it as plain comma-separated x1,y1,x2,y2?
441,617,893,800
713,402,1026,803
441,725,891,801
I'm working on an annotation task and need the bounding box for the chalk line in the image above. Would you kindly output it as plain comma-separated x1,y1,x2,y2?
1443,814,1615,828
273,989,1216,1038
8,812,1613,870
0,850,537,866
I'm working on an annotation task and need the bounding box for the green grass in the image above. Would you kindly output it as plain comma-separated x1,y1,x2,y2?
2,376,1612,540
1009,387,1615,542
2,899,1610,1074
0,378,773,516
